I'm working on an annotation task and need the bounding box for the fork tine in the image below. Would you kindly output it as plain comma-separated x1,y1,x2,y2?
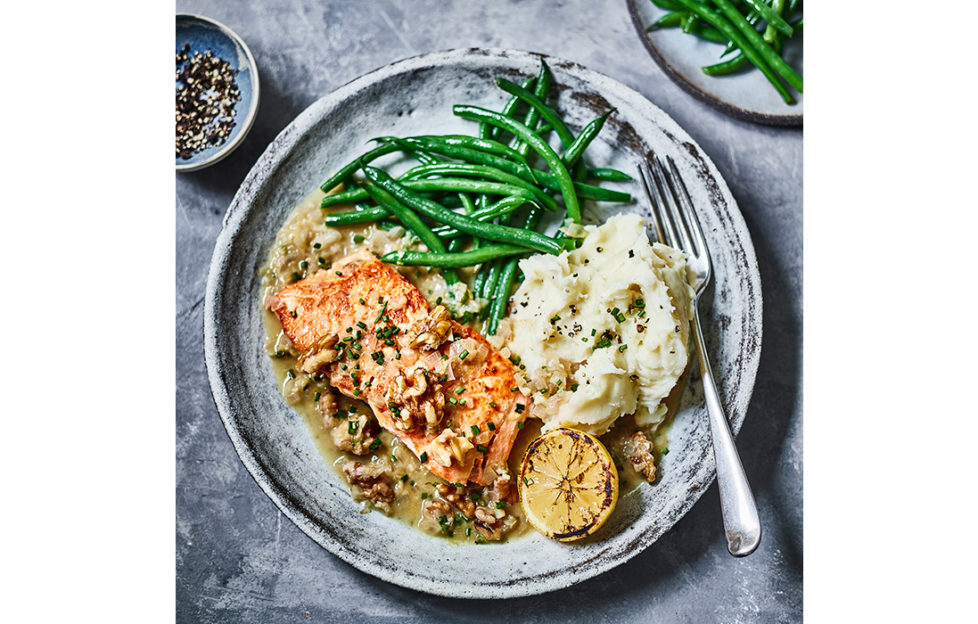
652,154,695,254
638,163,667,245
665,156,706,257
651,154,686,247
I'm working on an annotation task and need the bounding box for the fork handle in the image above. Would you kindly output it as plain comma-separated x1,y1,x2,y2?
692,307,762,556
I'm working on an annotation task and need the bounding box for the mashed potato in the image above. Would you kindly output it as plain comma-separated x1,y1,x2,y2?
492,214,693,435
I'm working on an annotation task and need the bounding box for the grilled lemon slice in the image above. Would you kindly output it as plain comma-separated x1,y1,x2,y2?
518,427,619,542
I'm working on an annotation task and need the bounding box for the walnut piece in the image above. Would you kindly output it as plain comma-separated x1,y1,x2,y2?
343,461,395,509
298,334,339,375
436,483,475,518
386,367,445,433
331,413,378,455
403,305,453,351
427,429,474,469
626,431,657,482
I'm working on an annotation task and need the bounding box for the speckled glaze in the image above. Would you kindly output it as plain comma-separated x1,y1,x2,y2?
625,0,803,127
175,14,260,172
203,48,762,598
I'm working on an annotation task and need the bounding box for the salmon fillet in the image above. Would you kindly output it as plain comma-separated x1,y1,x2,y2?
266,250,529,486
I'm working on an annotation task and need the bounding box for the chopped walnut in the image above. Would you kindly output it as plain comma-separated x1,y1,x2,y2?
314,390,338,425
422,498,452,522
626,431,657,482
297,334,339,375
474,506,508,541
402,305,452,351
436,483,475,518
484,468,514,504
343,461,394,510
331,413,378,456
386,367,445,433
427,429,475,469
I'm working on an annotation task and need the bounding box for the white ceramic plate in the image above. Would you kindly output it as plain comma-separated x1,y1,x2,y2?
204,48,762,598
626,0,802,126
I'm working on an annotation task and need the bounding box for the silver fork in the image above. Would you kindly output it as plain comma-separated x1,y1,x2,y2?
639,154,761,557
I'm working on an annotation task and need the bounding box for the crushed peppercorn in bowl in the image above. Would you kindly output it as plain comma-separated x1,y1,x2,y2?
176,14,259,172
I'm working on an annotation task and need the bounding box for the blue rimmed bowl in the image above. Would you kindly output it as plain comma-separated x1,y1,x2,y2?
175,14,260,172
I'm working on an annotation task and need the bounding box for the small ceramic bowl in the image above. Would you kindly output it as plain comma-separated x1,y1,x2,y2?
175,14,260,172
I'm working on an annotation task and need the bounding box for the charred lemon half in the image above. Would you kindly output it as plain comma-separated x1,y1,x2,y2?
518,427,619,542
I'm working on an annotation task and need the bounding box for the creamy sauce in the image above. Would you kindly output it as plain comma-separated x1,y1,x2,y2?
260,186,676,543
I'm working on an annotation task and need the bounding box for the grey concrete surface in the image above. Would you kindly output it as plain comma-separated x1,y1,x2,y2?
176,1,802,622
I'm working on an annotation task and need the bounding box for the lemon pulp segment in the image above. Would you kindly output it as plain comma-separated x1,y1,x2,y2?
518,427,618,541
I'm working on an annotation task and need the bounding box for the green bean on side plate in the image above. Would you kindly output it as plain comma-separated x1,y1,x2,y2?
647,0,803,103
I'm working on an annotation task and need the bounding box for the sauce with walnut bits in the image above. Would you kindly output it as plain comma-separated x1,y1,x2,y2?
260,187,679,543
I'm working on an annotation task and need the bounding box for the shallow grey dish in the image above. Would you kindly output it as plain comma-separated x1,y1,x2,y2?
204,48,762,598
625,0,802,127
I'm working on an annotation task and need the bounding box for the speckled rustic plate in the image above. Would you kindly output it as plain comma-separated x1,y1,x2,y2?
204,48,761,598
626,0,802,126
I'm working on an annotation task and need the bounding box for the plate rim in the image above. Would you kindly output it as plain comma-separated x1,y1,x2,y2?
203,47,762,598
624,0,802,128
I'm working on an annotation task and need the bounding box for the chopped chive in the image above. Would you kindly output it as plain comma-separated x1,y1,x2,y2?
374,301,388,323
368,439,381,452
570,383,579,392
353,234,365,244
495,501,505,509
619,344,628,352
291,271,300,282
335,410,348,419
335,271,343,276
353,389,361,396
465,527,472,537
456,387,466,395
391,453,397,463
635,298,645,308
421,492,428,499
550,315,561,323
420,451,428,463
313,242,321,249
348,421,358,435
458,349,469,361
487,421,496,429
510,387,519,392
357,321,366,329
448,397,458,405
477,445,487,453
471,425,480,435
299,260,308,270
314,391,321,401
401,474,408,483
515,404,525,414
286,369,296,380
509,355,521,365
591,328,597,336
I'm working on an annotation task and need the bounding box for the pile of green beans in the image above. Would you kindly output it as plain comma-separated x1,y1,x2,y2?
646,0,803,104
316,60,632,334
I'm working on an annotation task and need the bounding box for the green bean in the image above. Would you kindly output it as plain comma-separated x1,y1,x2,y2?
495,78,575,148
711,0,803,93
514,60,552,157
432,196,532,238
472,265,488,295
588,167,632,182
387,136,537,182
647,11,686,31
410,134,529,165
361,184,457,285
651,0,684,9
323,205,390,226
744,0,793,37
674,0,794,103
486,76,536,141
364,166,565,255
480,260,503,317
319,142,400,194
321,177,541,209
397,163,557,211
378,219,401,232
413,150,441,165
702,52,748,76
486,206,543,335
453,105,581,224
562,110,613,169
383,245,529,268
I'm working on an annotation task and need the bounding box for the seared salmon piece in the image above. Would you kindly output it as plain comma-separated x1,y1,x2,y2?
266,250,529,486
